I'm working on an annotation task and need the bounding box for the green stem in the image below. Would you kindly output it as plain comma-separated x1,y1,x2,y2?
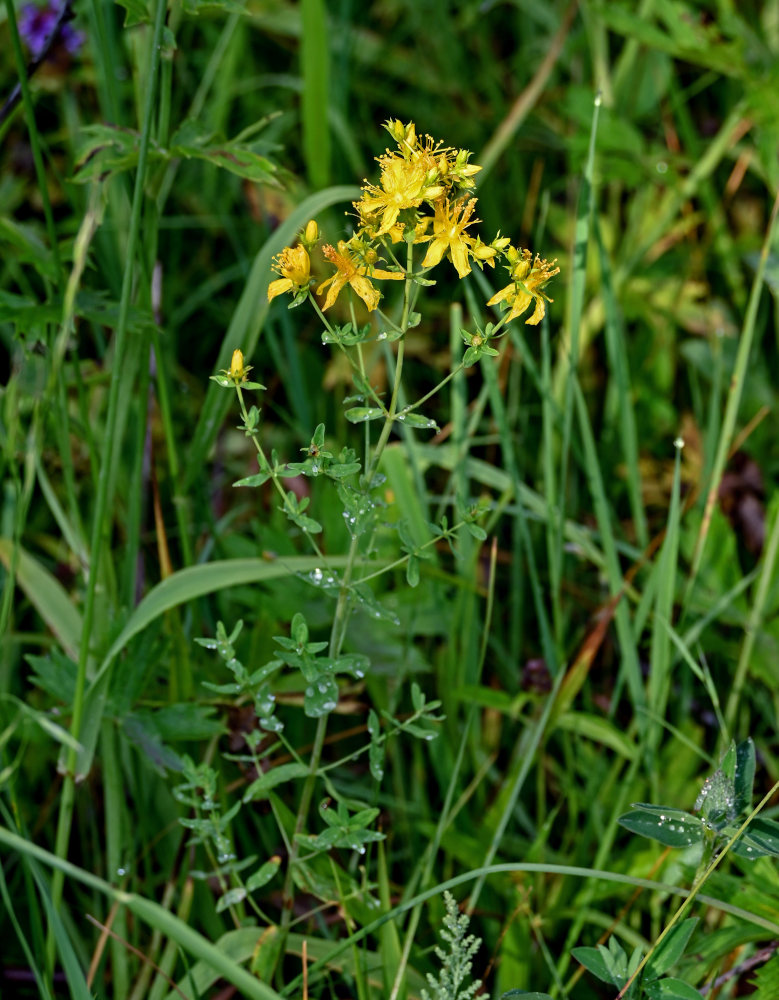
686,189,779,599
4,0,63,287
307,293,388,411
275,243,416,972
234,385,325,561
399,360,467,416
47,0,169,978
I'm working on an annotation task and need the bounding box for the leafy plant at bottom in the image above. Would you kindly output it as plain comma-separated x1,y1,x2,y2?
422,891,483,1000
618,739,779,861
572,920,700,1000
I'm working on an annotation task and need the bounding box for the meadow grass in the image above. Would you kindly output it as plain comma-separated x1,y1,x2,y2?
2,1,779,998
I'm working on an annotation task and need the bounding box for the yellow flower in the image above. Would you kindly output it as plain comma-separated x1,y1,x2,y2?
355,157,438,235
385,215,432,245
421,198,480,278
267,244,312,302
316,241,403,312
217,348,253,384
230,349,247,379
486,250,560,325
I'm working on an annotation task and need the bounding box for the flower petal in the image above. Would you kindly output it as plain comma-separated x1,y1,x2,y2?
268,277,293,301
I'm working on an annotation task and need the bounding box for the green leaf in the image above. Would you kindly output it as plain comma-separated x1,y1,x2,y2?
243,764,310,803
345,406,385,423
398,412,438,430
645,918,698,980
0,539,81,660
246,857,281,892
300,0,330,188
618,805,705,848
555,711,637,760
27,650,78,705
501,993,555,1000
571,946,614,985
216,887,247,912
146,704,224,741
368,709,385,781
733,738,756,815
182,0,247,14
72,124,153,183
749,953,779,1000
734,817,779,859
234,471,272,487
122,714,184,774
406,553,420,587
0,694,82,753
304,674,339,718
644,977,702,1000
0,218,58,283
172,140,277,184
115,0,151,26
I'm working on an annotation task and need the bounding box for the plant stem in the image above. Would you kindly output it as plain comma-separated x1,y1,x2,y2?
275,242,416,972
4,0,63,287
47,0,169,979
234,385,325,561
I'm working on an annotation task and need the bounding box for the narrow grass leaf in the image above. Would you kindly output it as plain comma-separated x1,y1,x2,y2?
572,379,643,712
0,539,81,659
647,439,683,754
300,0,330,189
69,555,351,779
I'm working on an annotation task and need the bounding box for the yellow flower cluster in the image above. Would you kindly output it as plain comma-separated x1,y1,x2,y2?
268,119,559,324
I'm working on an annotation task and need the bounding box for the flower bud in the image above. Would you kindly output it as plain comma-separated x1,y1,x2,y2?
385,119,406,143
230,349,246,379
304,219,319,243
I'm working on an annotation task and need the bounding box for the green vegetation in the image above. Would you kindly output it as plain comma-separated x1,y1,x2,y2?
2,1,779,998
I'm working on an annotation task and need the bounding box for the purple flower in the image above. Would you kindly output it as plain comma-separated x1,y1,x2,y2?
18,0,84,60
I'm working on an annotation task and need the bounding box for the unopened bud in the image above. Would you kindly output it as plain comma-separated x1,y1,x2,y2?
230,349,245,379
